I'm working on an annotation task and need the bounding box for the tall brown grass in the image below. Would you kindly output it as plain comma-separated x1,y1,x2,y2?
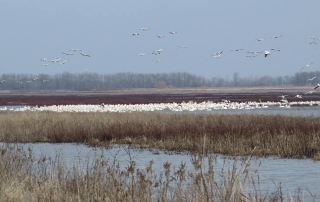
0,139,312,201
0,111,320,159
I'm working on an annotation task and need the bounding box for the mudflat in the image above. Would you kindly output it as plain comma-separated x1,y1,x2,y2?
0,86,318,106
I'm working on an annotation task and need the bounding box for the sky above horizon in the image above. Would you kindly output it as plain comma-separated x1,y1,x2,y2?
1,1,320,79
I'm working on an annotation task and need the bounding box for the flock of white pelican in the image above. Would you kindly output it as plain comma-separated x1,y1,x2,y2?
0,99,319,113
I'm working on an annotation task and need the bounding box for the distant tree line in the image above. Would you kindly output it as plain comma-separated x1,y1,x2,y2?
0,71,318,90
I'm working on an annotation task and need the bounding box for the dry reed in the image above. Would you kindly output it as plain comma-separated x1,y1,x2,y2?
0,111,320,159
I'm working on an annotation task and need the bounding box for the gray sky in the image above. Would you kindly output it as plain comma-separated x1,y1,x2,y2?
1,1,320,78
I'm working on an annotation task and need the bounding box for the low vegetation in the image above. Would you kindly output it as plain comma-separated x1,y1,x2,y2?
0,141,312,201
0,111,320,159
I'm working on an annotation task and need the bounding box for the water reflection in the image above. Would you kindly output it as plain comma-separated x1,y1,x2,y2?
4,143,319,199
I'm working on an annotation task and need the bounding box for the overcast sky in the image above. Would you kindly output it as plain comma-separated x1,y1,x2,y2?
1,1,320,78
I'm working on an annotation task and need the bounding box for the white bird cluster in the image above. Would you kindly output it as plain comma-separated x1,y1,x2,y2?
2,99,320,113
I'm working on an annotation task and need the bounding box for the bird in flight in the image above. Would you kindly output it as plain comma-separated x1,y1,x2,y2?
169,31,177,34
264,51,270,57
80,53,90,57
307,77,316,81
60,60,68,65
256,38,264,41
132,33,139,36
62,52,74,55
271,34,282,39
139,53,145,56
212,50,223,59
271,49,280,52
141,28,150,31
32,78,38,81
301,62,314,70
230,48,243,51
0,80,6,83
41,58,47,61
314,83,320,89
157,35,164,38
42,80,49,83
70,49,82,52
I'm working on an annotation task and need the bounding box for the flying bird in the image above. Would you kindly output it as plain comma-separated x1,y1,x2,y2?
80,53,90,57
141,28,150,31
271,34,282,39
42,80,49,83
139,53,145,56
70,49,82,52
32,78,38,81
230,48,243,51
169,31,177,34
212,50,223,59
301,62,314,70
0,80,6,83
264,51,270,57
307,77,316,81
305,91,316,94
256,38,264,41
157,35,164,38
271,49,280,52
60,60,68,65
62,52,74,55
132,33,139,36
314,83,320,89
41,58,47,61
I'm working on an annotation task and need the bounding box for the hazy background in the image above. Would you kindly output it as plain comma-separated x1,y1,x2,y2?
1,1,319,78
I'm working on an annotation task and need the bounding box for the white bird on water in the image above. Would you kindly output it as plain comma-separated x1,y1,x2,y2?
307,77,316,81
295,95,302,98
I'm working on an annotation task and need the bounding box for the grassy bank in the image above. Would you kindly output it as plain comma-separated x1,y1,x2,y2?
0,111,320,159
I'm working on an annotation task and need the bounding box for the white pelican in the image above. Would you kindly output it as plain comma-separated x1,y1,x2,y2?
295,95,302,98
230,48,243,51
169,31,177,34
278,95,288,99
305,91,316,94
32,78,38,81
80,53,90,57
62,52,74,55
157,35,164,38
271,49,280,52
154,58,161,63
70,49,82,52
139,53,145,56
314,83,320,89
41,58,47,61
307,77,316,81
132,33,139,36
60,60,68,65
141,28,150,31
301,62,314,70
264,51,270,57
212,50,223,59
270,35,282,39
256,38,264,41
152,48,164,55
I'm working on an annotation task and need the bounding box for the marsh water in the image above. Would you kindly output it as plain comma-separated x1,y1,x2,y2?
4,143,319,200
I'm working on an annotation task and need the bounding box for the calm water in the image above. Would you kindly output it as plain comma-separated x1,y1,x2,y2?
4,143,319,200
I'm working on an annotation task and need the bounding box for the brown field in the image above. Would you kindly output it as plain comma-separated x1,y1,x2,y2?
0,86,319,106
0,87,319,201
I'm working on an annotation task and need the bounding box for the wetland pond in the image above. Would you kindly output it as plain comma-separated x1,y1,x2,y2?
4,143,320,200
